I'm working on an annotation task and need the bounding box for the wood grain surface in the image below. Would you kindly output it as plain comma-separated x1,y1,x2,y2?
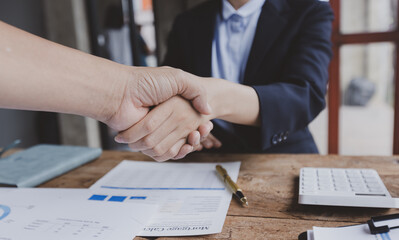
38,151,399,240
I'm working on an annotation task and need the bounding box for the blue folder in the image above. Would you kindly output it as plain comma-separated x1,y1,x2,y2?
0,144,102,187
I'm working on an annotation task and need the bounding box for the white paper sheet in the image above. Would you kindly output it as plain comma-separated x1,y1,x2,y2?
0,188,156,240
90,160,241,236
313,224,399,240
307,230,314,240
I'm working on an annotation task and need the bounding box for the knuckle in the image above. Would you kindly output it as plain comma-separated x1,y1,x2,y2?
144,118,157,133
142,136,155,149
168,148,179,158
206,123,213,133
174,68,184,77
153,145,166,156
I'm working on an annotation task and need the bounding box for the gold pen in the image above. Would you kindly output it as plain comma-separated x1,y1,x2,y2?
216,164,248,207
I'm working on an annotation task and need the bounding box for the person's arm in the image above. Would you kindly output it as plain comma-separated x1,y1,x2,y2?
201,78,261,127
0,21,130,124
0,21,211,133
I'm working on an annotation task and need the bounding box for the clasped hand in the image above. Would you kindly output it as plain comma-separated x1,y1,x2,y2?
116,96,216,161
105,66,221,161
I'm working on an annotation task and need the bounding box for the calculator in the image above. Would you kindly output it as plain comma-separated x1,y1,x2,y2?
299,167,399,208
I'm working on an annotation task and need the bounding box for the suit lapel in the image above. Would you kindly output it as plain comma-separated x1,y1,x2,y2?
191,1,220,77
244,0,290,83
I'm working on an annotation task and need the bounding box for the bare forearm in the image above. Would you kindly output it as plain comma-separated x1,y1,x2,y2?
0,21,126,122
205,78,260,126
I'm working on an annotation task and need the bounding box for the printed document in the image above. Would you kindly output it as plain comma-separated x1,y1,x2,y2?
90,160,241,236
0,188,155,240
313,223,399,240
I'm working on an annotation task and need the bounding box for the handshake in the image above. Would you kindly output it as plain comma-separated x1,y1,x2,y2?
101,66,222,161
1,21,257,161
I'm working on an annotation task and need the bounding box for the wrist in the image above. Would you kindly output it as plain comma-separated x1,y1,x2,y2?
201,77,260,126
202,78,234,120
95,63,130,125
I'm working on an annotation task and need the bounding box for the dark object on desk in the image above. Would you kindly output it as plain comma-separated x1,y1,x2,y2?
298,213,399,239
298,232,307,240
215,164,248,207
368,213,399,234
0,144,102,187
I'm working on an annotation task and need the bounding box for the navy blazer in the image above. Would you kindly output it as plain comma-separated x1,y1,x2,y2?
163,0,334,153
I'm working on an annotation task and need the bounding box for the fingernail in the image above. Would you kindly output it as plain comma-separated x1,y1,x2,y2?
114,135,124,143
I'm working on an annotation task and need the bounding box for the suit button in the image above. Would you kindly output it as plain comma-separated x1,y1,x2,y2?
283,131,289,141
278,133,283,143
271,134,279,145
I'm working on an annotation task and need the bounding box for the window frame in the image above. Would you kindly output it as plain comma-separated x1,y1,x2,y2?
328,0,399,154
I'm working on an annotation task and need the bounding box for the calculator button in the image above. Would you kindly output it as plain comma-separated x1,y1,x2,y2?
350,182,365,187
367,183,381,188
335,186,350,191
364,177,378,183
361,170,376,176
353,187,367,192
348,177,362,182
334,184,349,190
368,188,383,194
319,186,333,191
334,183,349,188
347,171,361,177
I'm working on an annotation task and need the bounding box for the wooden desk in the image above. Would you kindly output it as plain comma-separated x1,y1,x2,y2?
39,152,399,240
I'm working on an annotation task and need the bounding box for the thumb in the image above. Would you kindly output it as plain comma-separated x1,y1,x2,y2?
178,73,212,115
191,95,212,115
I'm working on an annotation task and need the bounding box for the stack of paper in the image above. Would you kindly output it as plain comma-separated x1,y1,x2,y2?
0,160,241,239
90,160,241,236
306,222,399,240
0,188,155,240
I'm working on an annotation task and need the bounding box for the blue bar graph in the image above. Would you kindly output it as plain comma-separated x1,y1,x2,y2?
108,196,127,202
88,194,108,201
130,196,147,200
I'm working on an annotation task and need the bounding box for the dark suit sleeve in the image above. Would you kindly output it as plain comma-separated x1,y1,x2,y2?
162,15,189,70
251,2,333,151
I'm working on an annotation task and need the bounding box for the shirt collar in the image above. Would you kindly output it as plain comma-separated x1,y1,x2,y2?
222,0,266,20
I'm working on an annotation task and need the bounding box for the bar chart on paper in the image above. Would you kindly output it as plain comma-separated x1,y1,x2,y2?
0,205,10,220
89,160,242,236
0,188,156,240
88,194,147,202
